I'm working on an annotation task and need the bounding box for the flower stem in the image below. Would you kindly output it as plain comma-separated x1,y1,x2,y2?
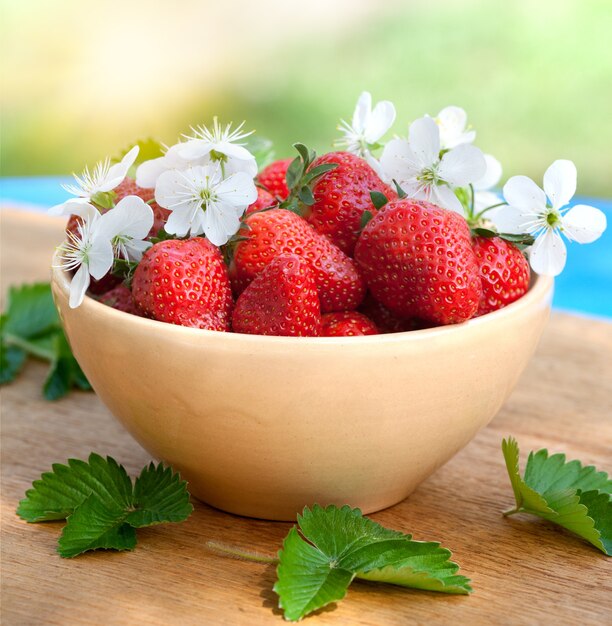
206,540,278,564
502,507,522,517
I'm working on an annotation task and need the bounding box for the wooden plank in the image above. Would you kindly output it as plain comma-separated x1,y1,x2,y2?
1,208,611,625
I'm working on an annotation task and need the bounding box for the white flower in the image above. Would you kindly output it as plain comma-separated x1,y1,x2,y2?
495,160,607,276
96,196,154,262
155,164,257,246
379,116,486,214
335,91,396,170
53,204,114,309
136,120,257,189
474,154,503,213
56,146,139,203
434,106,475,150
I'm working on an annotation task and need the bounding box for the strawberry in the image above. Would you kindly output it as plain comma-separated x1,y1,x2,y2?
132,237,233,331
232,254,321,336
97,284,139,315
354,199,481,325
229,208,365,313
256,158,292,200
245,187,277,216
359,293,417,334
472,236,530,315
321,311,378,337
303,151,395,255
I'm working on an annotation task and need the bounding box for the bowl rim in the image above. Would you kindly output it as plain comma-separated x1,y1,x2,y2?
51,250,554,346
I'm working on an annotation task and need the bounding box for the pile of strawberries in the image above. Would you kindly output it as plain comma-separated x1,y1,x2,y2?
78,151,530,337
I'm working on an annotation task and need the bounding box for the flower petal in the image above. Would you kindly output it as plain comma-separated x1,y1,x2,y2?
87,237,114,280
216,172,258,206
154,169,187,210
352,91,372,133
202,201,241,246
436,106,472,149
503,175,547,212
136,156,170,189
489,204,533,233
438,144,486,187
474,154,503,191
529,229,567,276
177,139,213,161
69,265,91,309
48,199,100,219
408,117,440,167
432,184,465,214
543,159,576,211
379,138,421,185
474,190,503,213
99,195,154,240
98,145,139,192
562,204,607,243
364,100,396,144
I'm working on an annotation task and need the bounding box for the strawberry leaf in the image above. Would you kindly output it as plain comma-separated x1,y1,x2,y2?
18,454,193,558
502,437,612,555
1,283,90,398
274,504,471,621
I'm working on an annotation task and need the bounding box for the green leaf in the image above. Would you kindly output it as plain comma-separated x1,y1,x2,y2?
2,283,59,339
301,162,338,186
126,462,193,527
298,185,315,206
18,454,193,557
369,191,389,210
502,437,612,555
472,227,498,238
1,282,90,397
114,138,165,178
274,527,354,622
274,504,471,621
293,143,311,168
0,315,27,383
285,156,304,191
244,135,275,171
360,210,374,229
392,179,407,199
498,233,536,246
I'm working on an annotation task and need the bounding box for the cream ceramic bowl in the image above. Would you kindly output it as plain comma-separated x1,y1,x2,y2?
51,259,553,520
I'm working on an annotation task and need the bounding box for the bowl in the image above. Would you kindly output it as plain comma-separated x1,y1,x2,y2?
51,257,553,520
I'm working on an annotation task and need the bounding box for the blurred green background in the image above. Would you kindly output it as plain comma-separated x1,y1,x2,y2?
3,0,611,195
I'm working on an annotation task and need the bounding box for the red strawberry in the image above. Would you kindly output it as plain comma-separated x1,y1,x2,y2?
229,208,365,313
132,237,233,331
321,311,378,337
354,199,481,325
232,254,321,336
303,152,396,256
245,187,277,216
472,236,530,315
97,284,139,315
257,159,292,200
359,293,417,334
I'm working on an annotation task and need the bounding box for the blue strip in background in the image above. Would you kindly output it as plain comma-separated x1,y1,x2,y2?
1,176,610,319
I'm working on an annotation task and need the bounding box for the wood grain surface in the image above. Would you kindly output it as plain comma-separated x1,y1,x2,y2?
1,208,611,625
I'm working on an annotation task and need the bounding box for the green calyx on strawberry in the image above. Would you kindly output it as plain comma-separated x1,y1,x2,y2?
278,143,340,214
232,254,322,337
132,237,233,331
354,199,482,325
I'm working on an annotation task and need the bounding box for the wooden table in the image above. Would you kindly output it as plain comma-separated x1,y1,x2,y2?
1,209,611,625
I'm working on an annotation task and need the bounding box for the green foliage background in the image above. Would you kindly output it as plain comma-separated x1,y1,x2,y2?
2,0,611,196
